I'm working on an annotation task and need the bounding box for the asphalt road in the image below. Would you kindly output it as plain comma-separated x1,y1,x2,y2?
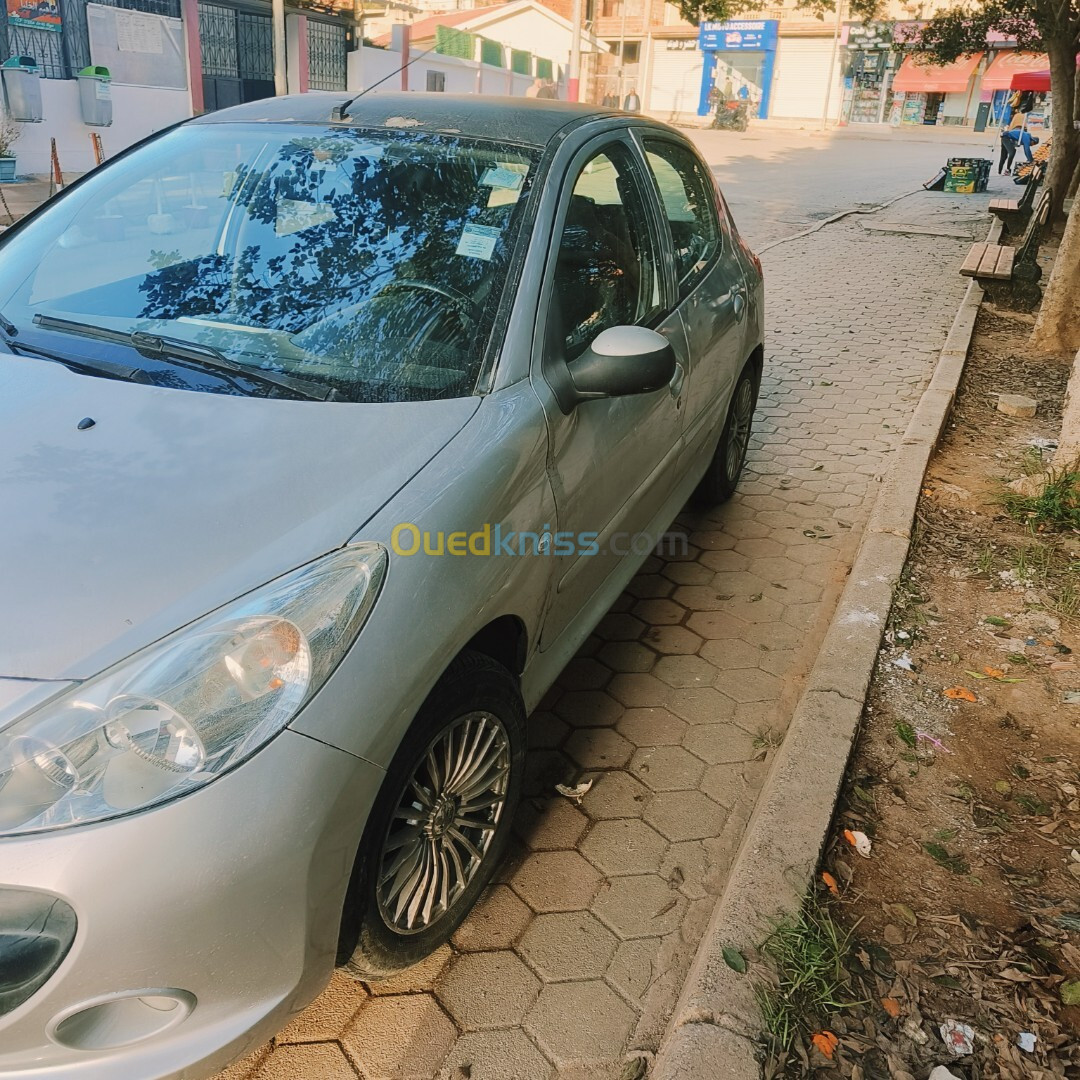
684,126,1004,248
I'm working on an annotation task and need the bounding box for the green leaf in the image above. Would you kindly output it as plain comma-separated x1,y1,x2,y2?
1061,979,1080,1006
722,946,747,974
895,721,917,748
965,670,989,679
985,616,1011,627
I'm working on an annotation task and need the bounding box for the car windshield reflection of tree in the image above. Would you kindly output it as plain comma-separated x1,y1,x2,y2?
130,130,533,402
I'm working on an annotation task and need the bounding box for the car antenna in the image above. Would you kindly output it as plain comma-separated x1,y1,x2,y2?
331,45,438,122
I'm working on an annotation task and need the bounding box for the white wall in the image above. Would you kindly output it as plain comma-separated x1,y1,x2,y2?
464,8,578,70
10,80,191,177
11,43,532,178
348,46,534,97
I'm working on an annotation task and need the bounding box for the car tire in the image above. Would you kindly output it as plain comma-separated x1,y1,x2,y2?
694,363,758,505
341,650,526,979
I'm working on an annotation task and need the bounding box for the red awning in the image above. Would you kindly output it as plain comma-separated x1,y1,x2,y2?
892,53,983,93
982,52,1048,91
1011,68,1051,91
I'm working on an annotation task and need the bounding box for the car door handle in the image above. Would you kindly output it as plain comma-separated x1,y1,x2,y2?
669,361,685,401
732,291,746,320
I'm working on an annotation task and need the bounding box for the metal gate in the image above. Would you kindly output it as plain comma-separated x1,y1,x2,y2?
198,1,274,111
306,19,347,91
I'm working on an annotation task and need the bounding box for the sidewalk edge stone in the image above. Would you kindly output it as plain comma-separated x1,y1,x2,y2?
650,230,991,1080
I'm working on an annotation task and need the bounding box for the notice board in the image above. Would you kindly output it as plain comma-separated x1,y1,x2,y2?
87,3,187,89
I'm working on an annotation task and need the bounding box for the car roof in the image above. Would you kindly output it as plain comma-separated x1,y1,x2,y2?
189,92,637,149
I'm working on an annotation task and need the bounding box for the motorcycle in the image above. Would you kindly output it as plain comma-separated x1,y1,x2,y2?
711,100,750,132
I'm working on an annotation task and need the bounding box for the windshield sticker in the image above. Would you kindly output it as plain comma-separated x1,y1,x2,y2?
455,223,501,261
480,166,525,191
276,199,336,237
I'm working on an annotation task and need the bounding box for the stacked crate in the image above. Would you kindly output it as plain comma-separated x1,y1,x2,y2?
944,158,991,193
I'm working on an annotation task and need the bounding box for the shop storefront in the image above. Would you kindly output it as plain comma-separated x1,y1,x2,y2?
695,19,777,119
839,21,897,124
889,51,983,126
980,51,1049,126
648,37,704,122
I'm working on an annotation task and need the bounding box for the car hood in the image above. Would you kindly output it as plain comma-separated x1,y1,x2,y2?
0,355,479,680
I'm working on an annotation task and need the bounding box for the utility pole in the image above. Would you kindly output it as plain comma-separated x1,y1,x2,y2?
568,0,582,101
354,0,365,89
820,0,843,130
616,0,628,106
272,0,287,96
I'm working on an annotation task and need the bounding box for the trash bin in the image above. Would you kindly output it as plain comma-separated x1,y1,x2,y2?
1,57,43,123
77,66,112,127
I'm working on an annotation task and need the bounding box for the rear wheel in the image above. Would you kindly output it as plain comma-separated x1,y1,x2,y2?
342,651,526,979
694,364,758,505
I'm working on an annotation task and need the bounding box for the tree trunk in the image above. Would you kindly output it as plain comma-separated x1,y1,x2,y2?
1030,201,1080,355
1044,38,1079,220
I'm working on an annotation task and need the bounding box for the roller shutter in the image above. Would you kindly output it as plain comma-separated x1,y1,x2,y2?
647,44,704,123
770,37,837,119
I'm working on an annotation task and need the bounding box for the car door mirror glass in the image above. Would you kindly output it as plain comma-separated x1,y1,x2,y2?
567,325,676,401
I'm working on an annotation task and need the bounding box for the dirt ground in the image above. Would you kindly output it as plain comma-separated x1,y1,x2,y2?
765,294,1080,1078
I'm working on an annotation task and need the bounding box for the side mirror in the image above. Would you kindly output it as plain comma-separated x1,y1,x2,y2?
567,326,677,403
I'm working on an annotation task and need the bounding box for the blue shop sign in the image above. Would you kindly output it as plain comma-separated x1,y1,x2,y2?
698,19,778,52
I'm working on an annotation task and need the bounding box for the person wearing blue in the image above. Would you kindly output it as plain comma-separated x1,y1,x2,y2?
1002,111,1036,165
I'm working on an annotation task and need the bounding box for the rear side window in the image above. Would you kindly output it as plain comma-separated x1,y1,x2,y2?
643,140,720,295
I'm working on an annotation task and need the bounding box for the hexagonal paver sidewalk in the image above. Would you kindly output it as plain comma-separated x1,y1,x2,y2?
216,189,972,1080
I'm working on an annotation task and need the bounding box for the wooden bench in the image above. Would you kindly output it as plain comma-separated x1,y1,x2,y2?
962,187,1052,309
989,162,1045,234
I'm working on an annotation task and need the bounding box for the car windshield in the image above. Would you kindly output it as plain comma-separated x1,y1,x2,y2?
0,122,539,402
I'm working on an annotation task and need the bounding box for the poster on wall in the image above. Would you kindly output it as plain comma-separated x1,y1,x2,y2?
87,4,187,88
902,95,925,124
7,0,62,32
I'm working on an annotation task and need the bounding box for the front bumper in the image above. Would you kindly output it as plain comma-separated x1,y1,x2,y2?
0,729,384,1080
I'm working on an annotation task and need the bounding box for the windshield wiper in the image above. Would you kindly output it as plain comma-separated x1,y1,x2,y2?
34,315,338,402
0,333,153,384
0,308,19,338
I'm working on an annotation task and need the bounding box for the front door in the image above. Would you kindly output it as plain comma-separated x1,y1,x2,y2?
531,136,689,649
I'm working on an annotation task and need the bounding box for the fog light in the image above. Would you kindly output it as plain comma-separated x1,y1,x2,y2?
50,989,195,1051
0,888,77,1018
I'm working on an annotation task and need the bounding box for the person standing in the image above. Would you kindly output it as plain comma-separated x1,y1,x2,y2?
623,87,641,112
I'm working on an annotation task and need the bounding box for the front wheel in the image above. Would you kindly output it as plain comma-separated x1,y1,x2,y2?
694,364,758,505
341,651,526,978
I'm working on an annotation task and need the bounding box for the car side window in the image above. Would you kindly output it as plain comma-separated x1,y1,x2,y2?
551,145,661,360
643,140,720,293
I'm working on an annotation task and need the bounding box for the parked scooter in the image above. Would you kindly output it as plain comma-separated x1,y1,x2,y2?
711,100,749,132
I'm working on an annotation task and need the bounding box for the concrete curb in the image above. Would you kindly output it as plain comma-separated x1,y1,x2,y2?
650,223,997,1080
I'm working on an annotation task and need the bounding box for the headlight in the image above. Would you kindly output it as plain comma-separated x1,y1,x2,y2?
0,543,386,836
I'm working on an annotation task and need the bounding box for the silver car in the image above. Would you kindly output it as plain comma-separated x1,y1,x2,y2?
0,93,763,1078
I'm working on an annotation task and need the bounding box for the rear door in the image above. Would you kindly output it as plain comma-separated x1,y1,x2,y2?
636,135,748,458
